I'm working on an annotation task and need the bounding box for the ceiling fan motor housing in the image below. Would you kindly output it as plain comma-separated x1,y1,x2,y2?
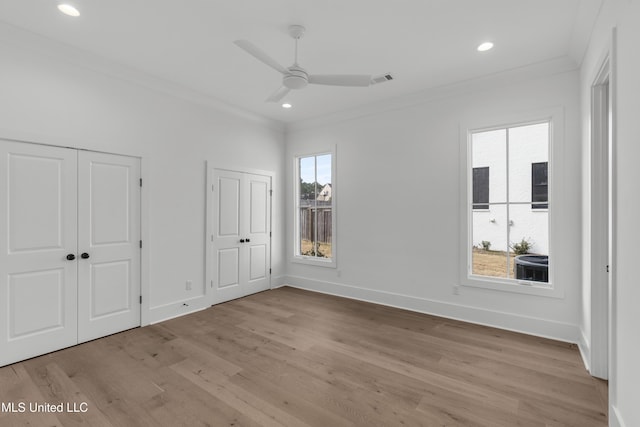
283,67,308,89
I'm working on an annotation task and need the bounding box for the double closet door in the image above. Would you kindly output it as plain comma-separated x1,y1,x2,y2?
208,168,271,304
0,140,141,367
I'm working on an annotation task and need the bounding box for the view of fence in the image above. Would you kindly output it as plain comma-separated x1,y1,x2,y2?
299,202,332,244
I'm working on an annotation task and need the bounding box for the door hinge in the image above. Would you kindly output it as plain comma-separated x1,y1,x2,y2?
211,234,214,242
269,268,272,275
139,240,142,249
606,265,610,273
212,184,215,192
270,189,273,196
140,178,142,187
269,231,272,237
139,295,142,304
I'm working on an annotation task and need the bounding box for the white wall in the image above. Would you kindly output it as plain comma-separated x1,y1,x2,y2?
285,65,582,342
581,1,640,426
0,23,286,323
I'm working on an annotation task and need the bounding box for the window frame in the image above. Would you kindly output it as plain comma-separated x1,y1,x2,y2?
459,108,564,298
292,148,337,268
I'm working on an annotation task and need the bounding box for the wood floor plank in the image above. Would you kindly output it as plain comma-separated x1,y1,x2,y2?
0,286,607,426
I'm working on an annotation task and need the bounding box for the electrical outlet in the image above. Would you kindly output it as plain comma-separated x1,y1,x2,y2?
337,270,342,278
453,285,460,295
186,280,192,291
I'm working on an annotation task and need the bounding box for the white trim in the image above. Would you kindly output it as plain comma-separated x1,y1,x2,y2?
283,276,581,344
459,107,565,298
292,147,337,268
288,57,578,132
0,22,283,133
589,46,611,380
578,328,591,373
148,296,209,325
610,405,626,427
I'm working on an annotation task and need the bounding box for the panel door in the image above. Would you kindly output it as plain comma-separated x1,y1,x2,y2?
77,151,141,343
210,169,271,304
243,173,271,296
0,140,78,367
211,170,246,303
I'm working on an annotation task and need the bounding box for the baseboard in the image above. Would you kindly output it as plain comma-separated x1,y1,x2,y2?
148,295,210,325
270,275,287,289
283,275,581,344
610,405,626,427
578,328,591,372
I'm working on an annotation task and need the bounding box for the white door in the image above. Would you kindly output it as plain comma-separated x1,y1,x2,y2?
0,140,78,366
77,151,141,343
210,169,271,304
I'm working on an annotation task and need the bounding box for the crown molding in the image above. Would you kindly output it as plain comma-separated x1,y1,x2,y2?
0,22,285,134
286,56,579,133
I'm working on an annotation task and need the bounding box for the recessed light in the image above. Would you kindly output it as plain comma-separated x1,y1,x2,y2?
282,103,292,109
58,4,80,17
477,42,494,52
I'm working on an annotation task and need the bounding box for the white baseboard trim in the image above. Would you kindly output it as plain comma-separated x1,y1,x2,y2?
148,295,210,325
610,405,626,427
578,328,591,373
283,275,581,344
270,275,287,289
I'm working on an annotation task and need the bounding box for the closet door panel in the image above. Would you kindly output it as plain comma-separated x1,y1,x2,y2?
77,151,140,343
0,140,78,367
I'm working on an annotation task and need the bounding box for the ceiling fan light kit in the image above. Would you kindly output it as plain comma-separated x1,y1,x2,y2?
234,25,391,103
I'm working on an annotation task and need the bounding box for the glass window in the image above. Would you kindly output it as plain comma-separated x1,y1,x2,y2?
295,153,334,264
470,121,550,283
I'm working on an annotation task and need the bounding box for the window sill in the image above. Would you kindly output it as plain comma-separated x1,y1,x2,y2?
292,256,336,268
461,275,563,298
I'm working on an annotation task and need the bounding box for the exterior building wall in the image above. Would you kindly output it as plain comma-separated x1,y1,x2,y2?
472,123,549,255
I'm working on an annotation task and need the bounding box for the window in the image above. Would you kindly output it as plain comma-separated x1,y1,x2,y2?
531,162,548,209
472,167,489,210
294,152,335,266
469,121,550,284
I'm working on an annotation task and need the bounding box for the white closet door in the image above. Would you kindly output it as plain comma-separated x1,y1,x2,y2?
244,173,271,296
210,169,271,304
77,151,141,343
0,140,78,367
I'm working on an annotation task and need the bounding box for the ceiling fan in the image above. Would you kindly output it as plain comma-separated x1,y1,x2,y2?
234,25,392,103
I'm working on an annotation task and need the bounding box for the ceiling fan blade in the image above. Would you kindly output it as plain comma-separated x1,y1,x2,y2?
266,86,291,103
233,40,287,74
308,74,372,87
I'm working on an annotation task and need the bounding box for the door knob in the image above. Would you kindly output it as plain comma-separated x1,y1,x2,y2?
81,253,90,259
240,239,245,243
245,238,250,243
66,254,76,261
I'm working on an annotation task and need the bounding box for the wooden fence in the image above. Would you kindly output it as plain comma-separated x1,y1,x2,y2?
300,207,332,243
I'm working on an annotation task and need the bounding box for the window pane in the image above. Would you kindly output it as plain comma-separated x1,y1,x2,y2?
297,154,332,259
299,156,316,202
472,204,510,278
472,129,506,203
510,205,549,282
508,123,549,203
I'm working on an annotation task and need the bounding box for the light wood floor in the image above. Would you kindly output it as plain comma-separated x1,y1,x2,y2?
0,287,607,426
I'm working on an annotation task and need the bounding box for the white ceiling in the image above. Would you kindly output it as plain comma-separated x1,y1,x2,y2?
0,0,602,124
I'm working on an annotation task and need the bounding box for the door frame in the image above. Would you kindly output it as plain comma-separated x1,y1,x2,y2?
589,31,616,382
205,163,274,306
